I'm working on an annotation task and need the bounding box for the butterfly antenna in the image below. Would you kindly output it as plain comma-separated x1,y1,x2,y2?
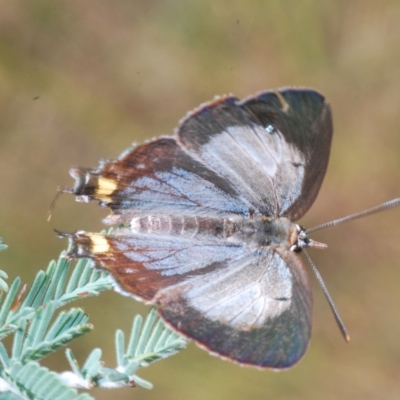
303,249,350,342
307,198,400,233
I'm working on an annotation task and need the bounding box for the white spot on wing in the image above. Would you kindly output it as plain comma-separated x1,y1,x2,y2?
265,124,274,133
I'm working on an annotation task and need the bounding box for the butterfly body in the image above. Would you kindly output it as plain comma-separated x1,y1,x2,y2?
125,212,296,251
66,88,332,368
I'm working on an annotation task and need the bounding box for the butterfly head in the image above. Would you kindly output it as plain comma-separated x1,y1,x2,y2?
290,224,327,252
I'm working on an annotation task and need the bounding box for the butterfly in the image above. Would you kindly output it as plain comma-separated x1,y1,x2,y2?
60,87,399,369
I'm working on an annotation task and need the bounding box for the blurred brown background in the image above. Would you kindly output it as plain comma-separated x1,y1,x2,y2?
1,1,400,399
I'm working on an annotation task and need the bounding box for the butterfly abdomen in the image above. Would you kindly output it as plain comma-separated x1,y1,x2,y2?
130,215,237,239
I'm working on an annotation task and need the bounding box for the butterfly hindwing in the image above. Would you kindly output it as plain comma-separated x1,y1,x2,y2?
71,137,255,223
70,230,245,301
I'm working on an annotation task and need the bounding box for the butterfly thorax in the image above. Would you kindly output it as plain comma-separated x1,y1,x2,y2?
232,216,300,250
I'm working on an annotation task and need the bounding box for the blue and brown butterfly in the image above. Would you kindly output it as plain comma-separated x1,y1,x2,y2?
60,88,334,369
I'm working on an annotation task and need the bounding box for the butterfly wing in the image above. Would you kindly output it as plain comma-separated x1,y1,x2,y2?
158,247,312,368
70,230,245,301
70,231,312,368
177,88,332,220
70,137,255,223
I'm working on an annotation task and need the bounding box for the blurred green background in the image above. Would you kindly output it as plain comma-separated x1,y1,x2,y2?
1,1,400,399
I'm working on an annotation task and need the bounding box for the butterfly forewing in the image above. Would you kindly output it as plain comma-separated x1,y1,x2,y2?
178,88,332,219
241,89,333,219
157,246,312,368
